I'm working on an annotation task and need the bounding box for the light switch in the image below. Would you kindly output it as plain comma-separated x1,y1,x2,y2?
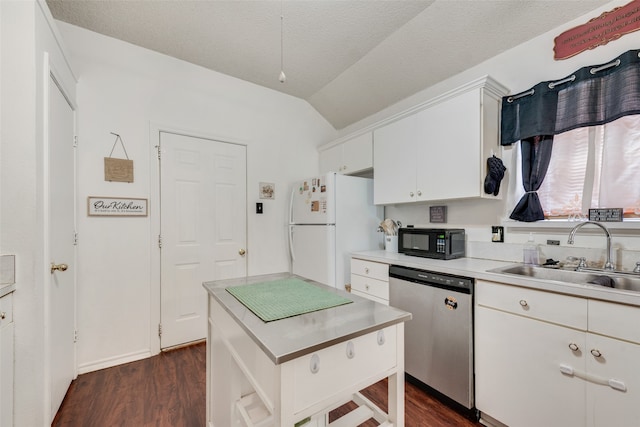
256,202,263,214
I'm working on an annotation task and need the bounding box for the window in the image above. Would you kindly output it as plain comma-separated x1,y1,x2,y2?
532,115,640,219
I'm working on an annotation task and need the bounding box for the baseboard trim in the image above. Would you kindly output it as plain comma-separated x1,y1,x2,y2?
77,349,152,374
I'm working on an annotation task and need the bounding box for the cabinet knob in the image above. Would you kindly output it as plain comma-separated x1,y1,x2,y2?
590,349,602,358
346,341,355,359
364,267,369,274
409,192,414,197
519,299,528,307
310,354,320,374
568,343,580,352
417,190,422,196
0,312,5,320
365,284,370,291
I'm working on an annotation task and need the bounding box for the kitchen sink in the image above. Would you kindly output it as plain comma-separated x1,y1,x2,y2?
488,264,640,293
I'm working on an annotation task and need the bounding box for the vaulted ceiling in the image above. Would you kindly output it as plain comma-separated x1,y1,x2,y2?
47,0,612,129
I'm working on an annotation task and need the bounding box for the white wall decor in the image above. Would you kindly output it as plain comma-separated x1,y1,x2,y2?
87,197,148,217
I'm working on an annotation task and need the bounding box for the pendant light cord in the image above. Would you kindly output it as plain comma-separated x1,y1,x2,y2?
279,0,286,83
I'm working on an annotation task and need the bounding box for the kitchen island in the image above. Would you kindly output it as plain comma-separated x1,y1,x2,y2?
203,272,411,427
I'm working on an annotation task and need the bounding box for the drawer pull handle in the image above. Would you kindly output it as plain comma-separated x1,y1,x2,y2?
377,330,386,346
568,343,580,352
310,354,320,374
519,299,528,307
591,349,602,358
346,341,355,359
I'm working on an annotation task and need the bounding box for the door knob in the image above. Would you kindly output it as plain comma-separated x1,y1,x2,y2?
50,263,68,274
238,249,246,256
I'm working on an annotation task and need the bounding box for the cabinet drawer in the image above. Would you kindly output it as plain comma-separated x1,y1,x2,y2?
476,280,587,330
351,274,389,301
290,325,397,414
351,289,389,305
0,293,13,328
589,300,640,344
351,259,388,281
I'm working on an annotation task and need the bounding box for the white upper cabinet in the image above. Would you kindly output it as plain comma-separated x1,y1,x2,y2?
319,132,373,175
373,76,508,205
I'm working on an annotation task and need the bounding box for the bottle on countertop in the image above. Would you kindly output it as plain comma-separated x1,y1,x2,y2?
523,233,539,265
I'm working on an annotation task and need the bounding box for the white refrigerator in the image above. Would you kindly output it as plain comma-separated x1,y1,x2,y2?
288,172,383,288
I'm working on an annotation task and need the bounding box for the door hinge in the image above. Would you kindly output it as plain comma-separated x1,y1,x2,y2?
158,235,162,249
156,145,162,161
158,323,162,338
74,330,78,343
73,135,78,147
73,231,79,246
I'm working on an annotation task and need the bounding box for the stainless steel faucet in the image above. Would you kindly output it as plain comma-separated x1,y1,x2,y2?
567,221,614,271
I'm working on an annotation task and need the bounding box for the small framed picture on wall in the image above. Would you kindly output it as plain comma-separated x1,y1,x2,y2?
259,182,275,200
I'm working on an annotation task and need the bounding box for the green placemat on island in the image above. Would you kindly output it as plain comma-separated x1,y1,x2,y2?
226,277,352,322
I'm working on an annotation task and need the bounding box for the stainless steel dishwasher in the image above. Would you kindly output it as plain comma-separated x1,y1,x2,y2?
389,265,475,411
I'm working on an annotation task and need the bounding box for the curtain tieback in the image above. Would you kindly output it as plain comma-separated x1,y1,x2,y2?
525,190,538,194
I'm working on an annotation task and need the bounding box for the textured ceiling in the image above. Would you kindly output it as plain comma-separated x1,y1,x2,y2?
47,0,612,130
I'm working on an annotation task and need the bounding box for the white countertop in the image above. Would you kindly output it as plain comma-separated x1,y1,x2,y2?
352,250,640,307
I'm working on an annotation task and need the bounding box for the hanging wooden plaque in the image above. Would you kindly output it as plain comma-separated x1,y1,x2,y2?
105,132,134,182
104,157,134,182
554,0,640,60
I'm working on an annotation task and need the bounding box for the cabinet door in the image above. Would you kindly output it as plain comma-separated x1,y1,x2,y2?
373,113,421,204
341,132,372,175
319,144,343,174
586,333,640,427
320,133,373,175
0,321,13,427
417,88,482,201
475,306,586,427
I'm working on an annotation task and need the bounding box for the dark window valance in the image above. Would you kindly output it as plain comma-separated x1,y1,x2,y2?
501,49,640,146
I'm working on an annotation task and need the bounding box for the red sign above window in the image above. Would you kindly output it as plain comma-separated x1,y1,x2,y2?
554,0,640,60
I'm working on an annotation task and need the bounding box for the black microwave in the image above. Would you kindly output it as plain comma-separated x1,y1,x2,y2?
398,228,466,260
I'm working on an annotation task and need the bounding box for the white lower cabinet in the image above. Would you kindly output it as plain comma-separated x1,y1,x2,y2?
0,292,14,427
349,258,389,305
476,280,640,427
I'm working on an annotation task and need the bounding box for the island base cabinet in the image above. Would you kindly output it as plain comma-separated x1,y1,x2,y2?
475,306,586,427
207,293,405,427
586,334,640,427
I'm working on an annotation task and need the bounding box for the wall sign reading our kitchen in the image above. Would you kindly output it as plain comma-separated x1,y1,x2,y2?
88,196,148,217
554,0,640,60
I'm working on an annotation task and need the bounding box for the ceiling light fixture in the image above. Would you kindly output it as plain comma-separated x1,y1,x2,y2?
278,0,286,83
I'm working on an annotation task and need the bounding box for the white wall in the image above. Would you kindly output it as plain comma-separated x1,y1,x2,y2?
56,22,335,373
1,1,77,425
333,0,640,261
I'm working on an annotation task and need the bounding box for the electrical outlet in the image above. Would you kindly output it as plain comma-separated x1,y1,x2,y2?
491,226,504,243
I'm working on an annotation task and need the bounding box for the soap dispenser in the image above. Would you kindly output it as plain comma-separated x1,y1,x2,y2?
523,233,539,265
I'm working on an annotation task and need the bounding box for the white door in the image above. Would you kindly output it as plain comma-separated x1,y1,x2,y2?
160,132,246,349
48,75,76,420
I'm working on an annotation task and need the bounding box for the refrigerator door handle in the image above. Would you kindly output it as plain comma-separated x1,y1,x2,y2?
288,224,296,262
288,186,295,224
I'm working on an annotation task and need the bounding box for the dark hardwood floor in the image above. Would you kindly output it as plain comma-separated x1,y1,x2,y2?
53,342,481,426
